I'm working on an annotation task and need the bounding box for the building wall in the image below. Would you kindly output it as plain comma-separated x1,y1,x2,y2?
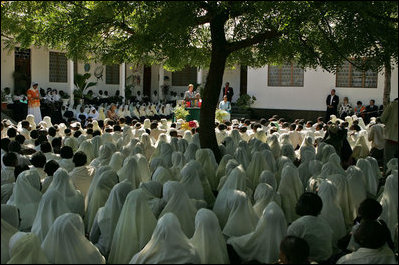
1,42,15,91
248,65,398,111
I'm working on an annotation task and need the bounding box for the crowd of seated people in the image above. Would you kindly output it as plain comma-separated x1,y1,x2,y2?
338,97,383,124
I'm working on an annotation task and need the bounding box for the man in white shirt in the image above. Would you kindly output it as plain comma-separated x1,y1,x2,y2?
287,192,334,263
337,220,396,264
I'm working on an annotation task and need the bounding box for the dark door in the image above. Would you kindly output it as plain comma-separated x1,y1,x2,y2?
143,66,152,98
14,47,31,95
240,65,248,96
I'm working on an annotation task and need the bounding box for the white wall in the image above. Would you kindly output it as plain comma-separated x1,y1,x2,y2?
1,42,15,91
248,65,398,111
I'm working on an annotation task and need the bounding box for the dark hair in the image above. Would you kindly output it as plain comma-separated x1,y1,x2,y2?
1,138,11,152
280,236,310,264
290,123,297,130
15,134,26,145
114,125,121,132
170,123,176,128
150,122,158,130
3,152,18,167
282,122,290,128
357,101,362,105
73,151,87,167
60,146,74,159
31,151,47,168
169,129,178,137
260,118,267,125
239,126,247,133
64,128,71,135
358,198,382,221
44,160,60,176
370,99,375,104
35,134,48,147
145,128,151,135
8,141,21,153
295,192,323,216
14,164,30,180
244,119,251,126
93,130,102,137
51,137,62,152
40,141,52,153
73,130,82,138
7,127,17,138
354,220,387,249
86,128,94,135
48,127,57,137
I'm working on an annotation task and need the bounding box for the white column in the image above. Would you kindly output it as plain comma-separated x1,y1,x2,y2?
197,67,203,85
68,59,74,106
159,64,164,101
120,63,126,102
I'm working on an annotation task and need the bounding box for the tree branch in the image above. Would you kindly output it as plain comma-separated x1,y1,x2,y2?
226,29,281,53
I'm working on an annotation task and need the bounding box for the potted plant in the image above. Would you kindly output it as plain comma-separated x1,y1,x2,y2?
174,105,190,121
236,94,257,111
74,73,97,106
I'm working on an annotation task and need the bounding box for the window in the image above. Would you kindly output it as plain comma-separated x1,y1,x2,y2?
268,63,304,87
172,66,197,86
336,60,378,88
49,52,67,83
106,64,120,84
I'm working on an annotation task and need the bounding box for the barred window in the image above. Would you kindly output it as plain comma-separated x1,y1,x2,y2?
268,63,304,87
106,64,120,84
172,66,197,86
336,60,378,88
49,52,67,83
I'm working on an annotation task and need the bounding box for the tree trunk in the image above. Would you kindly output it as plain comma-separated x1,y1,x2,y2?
383,62,391,108
199,16,228,163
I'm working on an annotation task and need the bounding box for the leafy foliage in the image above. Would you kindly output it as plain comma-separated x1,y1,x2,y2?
215,108,229,123
174,105,190,121
73,73,97,100
236,94,256,111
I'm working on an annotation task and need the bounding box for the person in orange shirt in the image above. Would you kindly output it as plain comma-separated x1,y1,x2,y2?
354,101,366,119
27,82,42,125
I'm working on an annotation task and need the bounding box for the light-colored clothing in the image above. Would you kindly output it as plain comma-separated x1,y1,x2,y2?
70,165,95,198
337,246,397,264
380,100,398,142
1,166,15,185
8,232,49,264
368,123,385,150
27,88,42,124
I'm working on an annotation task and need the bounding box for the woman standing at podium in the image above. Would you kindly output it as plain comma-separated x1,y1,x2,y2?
184,84,196,103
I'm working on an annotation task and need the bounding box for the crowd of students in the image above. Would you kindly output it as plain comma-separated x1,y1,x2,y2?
1,97,398,264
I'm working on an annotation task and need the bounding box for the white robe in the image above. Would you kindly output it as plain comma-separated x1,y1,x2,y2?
336,246,397,264
356,158,378,196
228,202,287,263
108,189,157,264
58,158,75,172
70,165,95,199
8,232,49,264
190,208,230,264
1,219,18,264
41,213,105,264
346,166,367,218
246,151,268,190
379,172,398,240
129,212,201,264
253,183,281,217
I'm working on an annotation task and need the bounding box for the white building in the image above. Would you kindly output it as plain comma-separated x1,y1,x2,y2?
2,42,397,120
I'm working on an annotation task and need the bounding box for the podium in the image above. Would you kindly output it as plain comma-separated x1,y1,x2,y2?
185,107,201,122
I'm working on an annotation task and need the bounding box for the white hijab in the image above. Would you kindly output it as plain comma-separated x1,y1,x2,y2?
261,149,277,173
42,213,105,264
379,172,398,239
108,152,124,172
195,148,218,190
31,190,71,242
184,142,199,162
253,183,280,217
259,170,278,191
152,166,174,184
134,153,151,183
277,164,303,223
246,151,268,190
108,188,157,264
8,232,49,264
90,182,132,261
117,156,141,188
78,139,95,163
129,212,201,264
1,218,18,264
356,158,378,196
7,170,43,231
159,181,198,238
178,138,188,153
346,166,367,218
228,201,287,263
1,205,19,229
190,208,230,264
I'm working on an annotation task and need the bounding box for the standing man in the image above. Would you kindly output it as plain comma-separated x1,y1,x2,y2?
223,82,234,102
380,98,398,173
27,81,42,124
325,89,339,122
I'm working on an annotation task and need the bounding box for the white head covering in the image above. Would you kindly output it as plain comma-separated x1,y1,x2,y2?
246,151,268,190
130,212,201,264
190,208,229,264
91,182,132,259
379,172,398,239
1,218,18,264
268,134,281,160
180,162,204,201
195,148,218,190
321,144,336,164
184,142,199,162
108,189,157,264
228,201,287,263
140,133,155,160
222,189,258,238
234,146,250,169
261,149,277,173
365,156,382,182
31,190,71,242
259,170,278,191
26,114,36,130
134,153,151,183
42,116,53,129
318,180,347,243
177,138,188,153
276,156,294,186
84,169,119,233
346,166,367,217
8,232,49,264
356,158,378,196
1,205,19,229
90,135,103,158
77,139,95,163
253,183,280,217
108,152,124,172
152,166,174,184
277,164,303,223
386,158,398,175
42,213,105,264
7,170,43,231
159,181,198,238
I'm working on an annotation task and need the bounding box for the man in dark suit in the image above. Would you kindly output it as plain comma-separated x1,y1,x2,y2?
365,99,379,124
325,89,339,122
223,82,234,102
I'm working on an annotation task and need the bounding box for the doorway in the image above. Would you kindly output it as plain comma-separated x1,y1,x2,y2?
143,66,152,98
240,65,248,96
14,47,31,95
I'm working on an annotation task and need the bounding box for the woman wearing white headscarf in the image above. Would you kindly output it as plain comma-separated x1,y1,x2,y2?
176,138,188,154
8,231,49,264
276,156,294,186
7,170,42,231
170,151,186,179
261,149,277,173
346,166,367,218
190,208,230,264
379,172,398,239
268,134,281,160
222,189,258,238
234,146,250,170
195,148,218,190
352,134,370,159
90,135,103,158
183,130,193,143
228,201,287,263
42,213,105,264
216,154,234,183
78,139,95,163
47,168,85,216
159,181,198,238
64,136,79,153
84,169,119,233
108,189,157,264
89,182,132,258
118,156,142,187
317,180,347,248
134,153,151,183
31,190,71,242
246,151,267,190
253,183,281,217
259,170,278,191
140,133,155,160
184,142,199,162
139,181,164,218
26,114,36,130
88,106,99,120
90,142,116,168
356,158,378,196
1,218,18,264
129,212,200,264
366,156,382,183
99,106,108,121
277,164,303,224
108,152,124,172
1,205,19,229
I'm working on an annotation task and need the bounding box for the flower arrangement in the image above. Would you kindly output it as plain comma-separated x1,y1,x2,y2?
174,105,190,120
215,108,229,122
181,121,198,131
